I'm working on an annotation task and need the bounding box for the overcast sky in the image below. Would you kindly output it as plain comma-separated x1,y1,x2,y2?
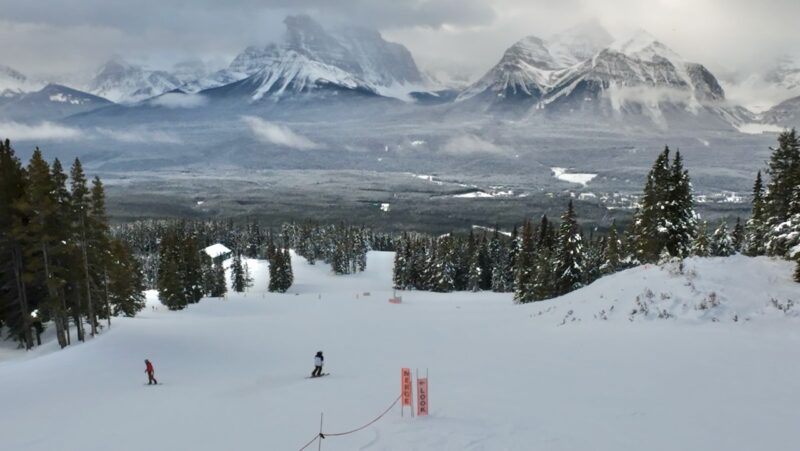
1,0,799,82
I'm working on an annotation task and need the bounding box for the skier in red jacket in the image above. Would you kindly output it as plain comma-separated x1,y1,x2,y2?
144,359,158,385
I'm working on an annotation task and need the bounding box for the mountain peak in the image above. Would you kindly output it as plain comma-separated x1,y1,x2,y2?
607,29,678,63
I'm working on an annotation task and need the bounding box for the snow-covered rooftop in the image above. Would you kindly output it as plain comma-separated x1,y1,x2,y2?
203,243,231,259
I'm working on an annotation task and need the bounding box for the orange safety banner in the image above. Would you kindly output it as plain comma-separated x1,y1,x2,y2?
401,368,413,406
417,378,428,416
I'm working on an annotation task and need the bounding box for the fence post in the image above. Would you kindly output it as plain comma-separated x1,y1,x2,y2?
318,413,324,451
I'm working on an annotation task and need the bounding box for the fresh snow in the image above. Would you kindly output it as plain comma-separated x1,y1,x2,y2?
0,252,798,451
736,122,786,134
552,167,598,186
203,243,231,259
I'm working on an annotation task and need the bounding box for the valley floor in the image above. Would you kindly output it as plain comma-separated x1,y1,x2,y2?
0,252,798,450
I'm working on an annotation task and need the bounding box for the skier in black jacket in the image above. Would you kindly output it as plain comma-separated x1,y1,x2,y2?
311,351,324,377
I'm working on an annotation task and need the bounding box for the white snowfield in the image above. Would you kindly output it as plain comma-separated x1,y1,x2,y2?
0,252,798,451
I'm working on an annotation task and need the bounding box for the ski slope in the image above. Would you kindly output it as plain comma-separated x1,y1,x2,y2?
1,252,799,451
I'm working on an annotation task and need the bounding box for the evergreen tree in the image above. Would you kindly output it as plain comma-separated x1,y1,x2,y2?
504,225,519,291
666,151,697,257
744,171,767,256
553,201,585,296
70,158,98,336
156,232,186,310
709,221,735,257
106,240,146,316
431,237,456,292
0,138,34,349
600,222,621,275
731,217,744,252
691,221,710,257
632,147,695,262
795,256,800,283
209,260,227,297
392,234,409,289
466,246,482,292
282,248,294,290
764,129,800,227
532,216,555,301
513,220,536,303
230,253,246,293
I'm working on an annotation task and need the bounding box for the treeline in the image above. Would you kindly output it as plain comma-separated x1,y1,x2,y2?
394,131,800,300
129,222,388,308
116,220,394,287
0,140,144,350
281,222,391,274
743,130,800,267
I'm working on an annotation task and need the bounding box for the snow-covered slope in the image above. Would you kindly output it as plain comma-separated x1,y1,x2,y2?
87,58,181,104
761,94,800,127
0,252,797,451
0,83,113,121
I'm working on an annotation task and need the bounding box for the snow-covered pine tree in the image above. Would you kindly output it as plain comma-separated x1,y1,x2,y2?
710,221,735,257
744,171,767,256
491,246,510,292
795,256,800,283
466,246,482,292
666,151,697,258
504,225,519,291
432,237,456,292
513,220,536,303
532,216,555,301
691,221,710,257
600,222,622,275
633,148,672,262
267,249,283,292
763,130,800,258
632,148,696,262
230,253,246,292
392,234,408,289
282,248,294,290
553,201,585,297
243,260,254,291
583,233,604,285
732,217,744,252
764,130,800,231
210,260,227,297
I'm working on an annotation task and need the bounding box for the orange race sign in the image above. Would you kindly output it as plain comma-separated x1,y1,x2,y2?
417,378,428,416
401,368,413,406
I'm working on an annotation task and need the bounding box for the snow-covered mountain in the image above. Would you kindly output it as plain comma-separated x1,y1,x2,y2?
458,21,613,103
0,84,113,121
761,94,800,127
198,15,425,101
87,58,181,104
460,27,750,128
545,30,726,110
0,65,44,99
